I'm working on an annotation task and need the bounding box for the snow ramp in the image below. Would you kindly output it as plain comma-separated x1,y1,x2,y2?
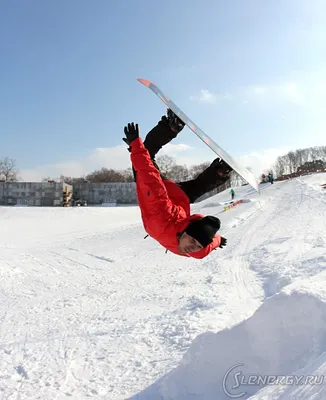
129,272,326,400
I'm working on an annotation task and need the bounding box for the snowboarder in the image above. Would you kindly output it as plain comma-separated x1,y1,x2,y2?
230,188,235,200
123,109,232,258
268,172,274,184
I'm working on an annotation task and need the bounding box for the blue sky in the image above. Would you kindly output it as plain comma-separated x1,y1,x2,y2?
1,0,325,180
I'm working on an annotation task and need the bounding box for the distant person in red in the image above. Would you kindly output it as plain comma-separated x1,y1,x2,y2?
123,109,232,258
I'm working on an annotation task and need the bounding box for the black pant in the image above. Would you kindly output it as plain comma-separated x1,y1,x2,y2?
133,117,227,203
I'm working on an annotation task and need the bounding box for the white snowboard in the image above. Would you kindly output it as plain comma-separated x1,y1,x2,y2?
137,78,260,193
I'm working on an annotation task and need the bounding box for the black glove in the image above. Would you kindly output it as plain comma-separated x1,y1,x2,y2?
219,237,227,248
123,122,139,146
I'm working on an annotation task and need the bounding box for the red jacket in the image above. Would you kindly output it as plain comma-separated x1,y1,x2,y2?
130,138,222,258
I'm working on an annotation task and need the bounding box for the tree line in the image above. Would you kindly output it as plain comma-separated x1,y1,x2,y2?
273,145,326,177
2,144,326,185
57,155,248,188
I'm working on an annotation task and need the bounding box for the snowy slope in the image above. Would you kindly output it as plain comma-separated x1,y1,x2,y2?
0,173,325,399
131,273,326,400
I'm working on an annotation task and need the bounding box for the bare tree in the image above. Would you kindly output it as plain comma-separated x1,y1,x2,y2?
0,157,19,181
85,168,129,183
121,168,134,182
189,161,210,179
230,171,246,187
35,144,326,188
287,151,296,174
296,149,304,168
274,155,285,177
156,155,176,178
58,175,89,184
312,146,326,161
169,164,190,182
322,146,326,159
273,145,326,178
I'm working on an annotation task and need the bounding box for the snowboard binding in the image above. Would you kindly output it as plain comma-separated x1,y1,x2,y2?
210,157,233,176
167,108,185,134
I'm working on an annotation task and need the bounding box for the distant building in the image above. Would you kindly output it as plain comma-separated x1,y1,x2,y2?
0,181,72,206
0,178,233,207
0,179,234,207
73,182,137,205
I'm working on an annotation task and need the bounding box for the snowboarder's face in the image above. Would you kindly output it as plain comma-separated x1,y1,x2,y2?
178,232,204,255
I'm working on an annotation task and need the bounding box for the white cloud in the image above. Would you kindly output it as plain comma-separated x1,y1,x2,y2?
20,141,291,183
247,82,305,105
199,89,217,103
280,83,305,105
190,89,218,104
174,145,291,178
20,145,131,181
238,146,290,177
315,79,326,98
160,143,192,156
252,86,266,96
190,79,326,110
190,89,233,104
190,82,308,108
20,143,192,181
189,75,326,110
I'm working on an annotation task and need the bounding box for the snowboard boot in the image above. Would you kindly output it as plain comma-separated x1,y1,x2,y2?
210,157,233,176
143,109,185,160
166,108,185,134
195,158,232,192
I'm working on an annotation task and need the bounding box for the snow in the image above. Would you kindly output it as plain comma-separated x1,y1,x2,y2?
0,172,326,399
133,274,326,400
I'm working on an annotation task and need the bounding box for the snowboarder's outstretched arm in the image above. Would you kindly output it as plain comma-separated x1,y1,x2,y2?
124,123,183,224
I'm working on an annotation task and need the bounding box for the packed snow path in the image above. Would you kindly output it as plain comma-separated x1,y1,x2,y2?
0,173,325,399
